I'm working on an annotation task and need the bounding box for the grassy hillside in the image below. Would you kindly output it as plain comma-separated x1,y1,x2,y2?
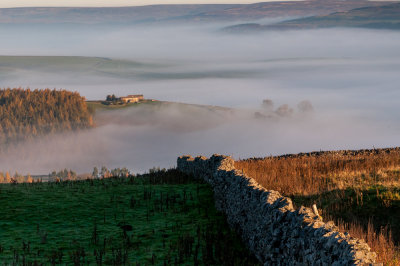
86,100,154,112
0,5,239,24
0,56,157,77
0,55,161,87
87,99,232,112
0,55,257,81
0,1,394,24
225,3,400,32
188,0,396,22
0,170,259,265
277,3,400,30
236,148,400,264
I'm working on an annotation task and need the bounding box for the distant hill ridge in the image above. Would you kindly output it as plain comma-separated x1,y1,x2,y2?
224,2,400,32
0,0,396,24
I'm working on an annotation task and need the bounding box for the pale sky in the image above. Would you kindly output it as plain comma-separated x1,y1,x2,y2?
0,0,294,8
1,0,396,8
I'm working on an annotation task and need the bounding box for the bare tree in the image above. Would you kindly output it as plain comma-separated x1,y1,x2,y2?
92,167,99,178
262,99,274,112
275,104,293,117
297,100,314,113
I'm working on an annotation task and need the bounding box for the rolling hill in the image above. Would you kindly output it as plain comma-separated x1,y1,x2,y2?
0,55,259,82
0,5,239,24
0,0,396,25
174,0,398,23
224,2,400,32
273,2,400,30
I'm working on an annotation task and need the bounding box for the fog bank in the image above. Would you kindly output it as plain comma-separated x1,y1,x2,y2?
0,24,399,173
0,101,397,174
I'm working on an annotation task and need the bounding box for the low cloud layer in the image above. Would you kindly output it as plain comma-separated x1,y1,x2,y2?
0,23,399,174
0,101,397,174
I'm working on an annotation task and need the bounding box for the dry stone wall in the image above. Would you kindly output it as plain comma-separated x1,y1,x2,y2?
177,154,379,265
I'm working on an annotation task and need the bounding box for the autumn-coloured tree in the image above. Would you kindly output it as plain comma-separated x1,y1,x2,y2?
26,174,33,183
48,169,77,182
0,88,93,145
4,171,11,183
100,166,109,178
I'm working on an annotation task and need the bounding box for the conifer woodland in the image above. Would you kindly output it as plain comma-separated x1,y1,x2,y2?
0,88,93,145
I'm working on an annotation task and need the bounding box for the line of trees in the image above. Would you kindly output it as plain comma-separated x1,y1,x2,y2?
103,94,124,105
0,88,93,145
0,166,133,184
0,172,34,183
92,166,131,178
49,169,77,182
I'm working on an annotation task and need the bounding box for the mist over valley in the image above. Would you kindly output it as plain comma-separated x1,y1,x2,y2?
0,2,399,174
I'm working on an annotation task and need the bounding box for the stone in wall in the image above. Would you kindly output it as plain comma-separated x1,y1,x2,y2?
177,154,378,265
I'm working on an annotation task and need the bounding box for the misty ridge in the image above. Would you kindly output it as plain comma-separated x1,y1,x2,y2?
0,7,399,174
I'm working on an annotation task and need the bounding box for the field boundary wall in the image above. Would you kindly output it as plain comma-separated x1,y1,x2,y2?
177,154,378,265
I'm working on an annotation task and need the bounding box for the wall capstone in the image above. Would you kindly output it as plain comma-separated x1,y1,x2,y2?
177,154,380,265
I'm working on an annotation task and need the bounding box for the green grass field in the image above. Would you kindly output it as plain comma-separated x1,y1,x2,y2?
0,56,153,72
86,100,156,112
0,170,259,265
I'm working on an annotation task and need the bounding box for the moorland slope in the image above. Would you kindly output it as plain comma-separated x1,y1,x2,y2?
0,0,395,24
225,3,400,32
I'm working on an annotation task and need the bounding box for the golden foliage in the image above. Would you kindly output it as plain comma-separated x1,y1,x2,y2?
0,88,93,145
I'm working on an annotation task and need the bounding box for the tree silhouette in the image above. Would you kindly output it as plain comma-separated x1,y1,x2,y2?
92,167,99,178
